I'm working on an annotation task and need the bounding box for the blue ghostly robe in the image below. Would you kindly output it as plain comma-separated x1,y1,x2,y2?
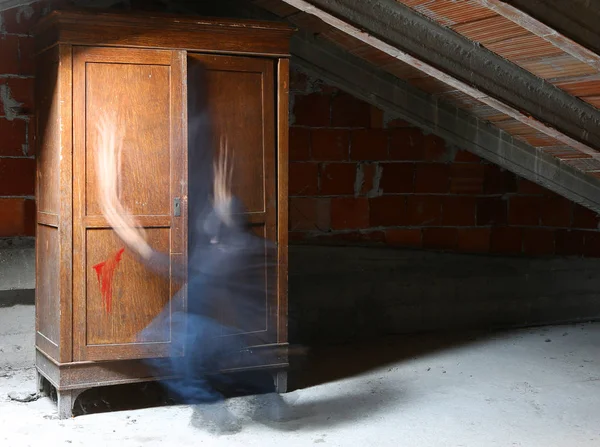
138,59,277,403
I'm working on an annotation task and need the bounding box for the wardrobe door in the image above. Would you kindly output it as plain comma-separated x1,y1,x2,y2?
72,46,187,362
188,53,279,353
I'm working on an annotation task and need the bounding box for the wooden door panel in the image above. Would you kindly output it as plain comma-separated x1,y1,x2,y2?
208,69,266,213
191,54,276,226
36,225,61,346
188,53,278,348
84,63,171,217
85,228,171,345
73,47,187,361
217,223,269,337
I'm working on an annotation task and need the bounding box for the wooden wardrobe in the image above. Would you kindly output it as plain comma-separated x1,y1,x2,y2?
32,9,293,419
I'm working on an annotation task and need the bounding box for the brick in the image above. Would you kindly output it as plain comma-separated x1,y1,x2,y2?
320,163,356,195
24,196,35,235
18,36,35,76
26,119,35,156
423,227,458,250
389,128,424,161
3,0,61,34
293,93,330,127
289,127,310,161
555,229,585,256
289,162,319,196
517,178,547,195
490,227,522,254
0,35,20,75
370,106,384,128
386,118,412,128
572,204,600,229
422,134,446,162
288,231,306,242
442,196,476,226
385,228,422,247
406,195,442,226
288,197,331,232
0,118,27,156
314,230,385,244
350,129,388,160
449,164,484,194
457,228,491,253
584,232,600,258
289,70,309,93
330,197,370,230
318,84,339,95
483,164,517,194
0,198,35,237
477,197,507,225
522,229,555,256
379,163,414,193
454,149,482,163
0,158,35,195
311,129,350,161
0,77,34,115
508,196,542,226
359,163,377,195
414,163,449,193
362,230,388,243
541,189,563,200
1,3,43,35
331,92,371,128
540,196,572,227
369,196,407,226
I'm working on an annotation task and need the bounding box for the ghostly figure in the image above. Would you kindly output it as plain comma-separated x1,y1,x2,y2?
94,60,290,434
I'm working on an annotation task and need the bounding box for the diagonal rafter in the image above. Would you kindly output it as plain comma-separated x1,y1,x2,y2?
476,0,600,71
274,0,600,158
501,0,600,58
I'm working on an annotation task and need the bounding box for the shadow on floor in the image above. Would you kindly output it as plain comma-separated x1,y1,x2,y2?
64,329,485,417
287,330,484,391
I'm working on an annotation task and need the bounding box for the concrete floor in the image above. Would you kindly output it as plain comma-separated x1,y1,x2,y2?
1,305,599,446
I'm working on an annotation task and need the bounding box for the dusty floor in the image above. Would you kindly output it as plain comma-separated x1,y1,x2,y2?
1,304,599,446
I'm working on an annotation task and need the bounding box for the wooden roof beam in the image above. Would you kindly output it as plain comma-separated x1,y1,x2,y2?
477,0,600,71
277,0,600,156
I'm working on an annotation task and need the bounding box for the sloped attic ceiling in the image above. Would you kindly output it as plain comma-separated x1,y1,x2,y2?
242,0,600,213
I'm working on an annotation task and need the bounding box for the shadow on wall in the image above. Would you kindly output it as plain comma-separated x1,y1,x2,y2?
288,244,600,347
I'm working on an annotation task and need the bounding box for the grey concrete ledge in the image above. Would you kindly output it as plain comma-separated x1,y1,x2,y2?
0,288,34,307
0,238,35,296
0,237,35,249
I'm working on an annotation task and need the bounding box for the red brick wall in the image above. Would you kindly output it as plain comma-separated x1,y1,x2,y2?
1,2,599,258
0,2,59,237
288,69,600,257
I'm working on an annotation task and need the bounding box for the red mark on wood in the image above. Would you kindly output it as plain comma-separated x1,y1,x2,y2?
93,248,125,313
